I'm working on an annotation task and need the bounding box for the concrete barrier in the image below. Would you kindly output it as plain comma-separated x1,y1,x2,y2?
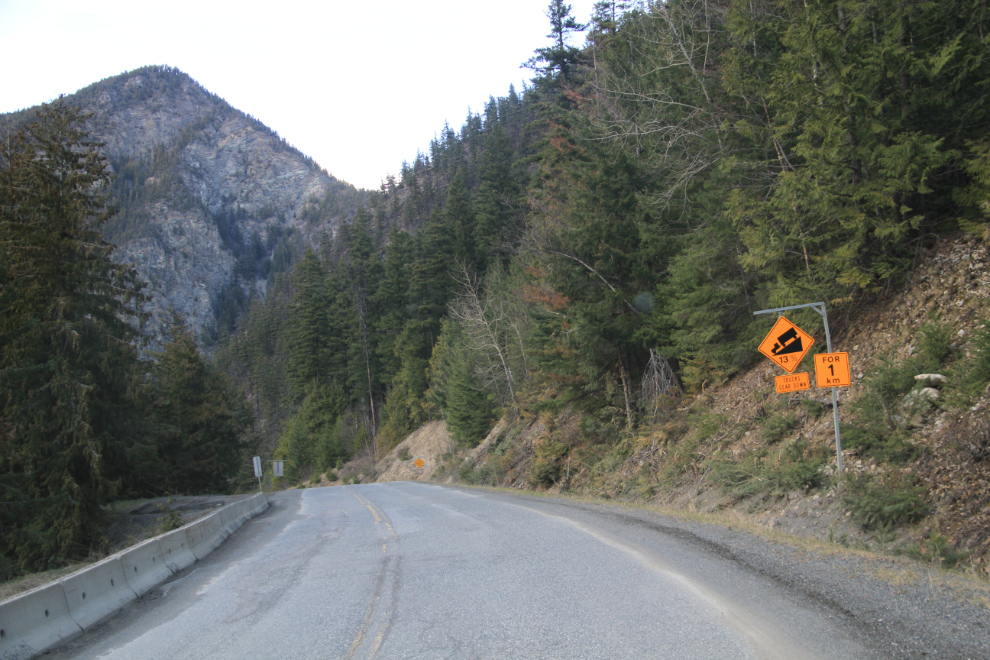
59,557,136,631
219,500,250,534
0,581,81,660
157,528,196,573
120,538,173,598
0,493,267,659
184,511,229,560
245,493,269,517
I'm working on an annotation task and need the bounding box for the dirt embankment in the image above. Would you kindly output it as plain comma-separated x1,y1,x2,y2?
375,421,455,482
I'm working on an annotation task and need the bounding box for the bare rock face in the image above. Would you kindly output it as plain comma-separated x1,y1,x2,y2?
113,203,236,337
5,65,369,346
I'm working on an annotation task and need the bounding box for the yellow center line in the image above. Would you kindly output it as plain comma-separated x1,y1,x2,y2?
347,491,399,659
353,493,397,538
344,587,380,660
365,503,382,523
370,629,387,657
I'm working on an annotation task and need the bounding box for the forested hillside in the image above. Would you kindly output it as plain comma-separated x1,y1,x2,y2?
220,0,989,482
3,0,990,578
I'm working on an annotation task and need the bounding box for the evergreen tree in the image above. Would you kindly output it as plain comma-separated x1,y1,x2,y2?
286,249,330,397
373,226,414,383
428,320,494,448
0,100,148,570
474,122,524,269
525,0,588,85
152,315,252,494
274,382,347,480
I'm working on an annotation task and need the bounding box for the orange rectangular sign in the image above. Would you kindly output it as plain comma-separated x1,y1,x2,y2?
814,352,852,387
775,372,810,393
758,316,815,373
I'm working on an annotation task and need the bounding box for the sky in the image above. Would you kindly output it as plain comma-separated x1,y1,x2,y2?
0,0,597,191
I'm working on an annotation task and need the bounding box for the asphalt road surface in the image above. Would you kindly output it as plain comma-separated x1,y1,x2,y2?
45,483,968,659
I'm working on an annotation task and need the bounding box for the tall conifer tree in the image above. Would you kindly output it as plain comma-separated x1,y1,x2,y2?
0,101,147,569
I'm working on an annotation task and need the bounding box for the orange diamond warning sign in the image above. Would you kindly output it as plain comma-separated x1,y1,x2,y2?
758,316,815,373
414,458,426,469
814,352,851,387
775,372,811,394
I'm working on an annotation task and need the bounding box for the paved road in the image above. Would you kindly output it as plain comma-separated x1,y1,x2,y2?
49,483,883,659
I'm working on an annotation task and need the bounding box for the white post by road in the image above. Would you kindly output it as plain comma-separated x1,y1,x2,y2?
253,456,263,492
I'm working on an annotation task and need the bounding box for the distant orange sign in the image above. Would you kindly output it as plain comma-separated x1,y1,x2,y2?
814,352,852,387
758,316,815,373
413,458,426,469
775,372,811,394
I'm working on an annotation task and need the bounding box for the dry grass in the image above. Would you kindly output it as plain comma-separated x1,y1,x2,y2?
0,561,94,602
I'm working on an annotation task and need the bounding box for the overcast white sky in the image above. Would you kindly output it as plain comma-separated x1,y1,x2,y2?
0,0,596,190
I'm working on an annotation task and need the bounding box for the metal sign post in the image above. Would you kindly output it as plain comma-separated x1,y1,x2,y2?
253,456,263,493
265,460,284,492
754,302,845,473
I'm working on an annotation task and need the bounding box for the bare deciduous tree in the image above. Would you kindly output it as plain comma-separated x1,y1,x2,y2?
641,349,681,421
449,264,530,410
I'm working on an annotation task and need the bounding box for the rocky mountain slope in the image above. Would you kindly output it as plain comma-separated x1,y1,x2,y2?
2,65,369,344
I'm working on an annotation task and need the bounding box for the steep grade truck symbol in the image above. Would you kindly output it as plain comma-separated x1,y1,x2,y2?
758,316,815,373
772,327,803,356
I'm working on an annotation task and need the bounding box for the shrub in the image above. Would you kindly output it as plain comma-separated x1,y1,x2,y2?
960,321,990,397
398,448,411,461
801,399,825,417
158,510,183,534
708,440,827,499
457,461,476,483
843,355,928,463
691,411,728,442
896,531,969,568
843,473,931,530
761,413,799,444
918,320,954,365
529,437,568,486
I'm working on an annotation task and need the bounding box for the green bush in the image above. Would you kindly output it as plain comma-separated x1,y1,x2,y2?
761,413,799,444
158,510,183,534
457,461,476,483
896,531,969,568
960,321,990,397
579,416,621,445
529,438,568,486
707,440,827,498
843,355,928,463
691,411,728,442
843,473,931,530
918,321,954,365
398,448,411,461
801,399,825,417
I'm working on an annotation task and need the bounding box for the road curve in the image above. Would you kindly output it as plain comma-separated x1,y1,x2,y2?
44,483,943,659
